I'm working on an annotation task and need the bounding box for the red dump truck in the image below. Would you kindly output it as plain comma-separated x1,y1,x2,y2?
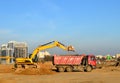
53,54,96,72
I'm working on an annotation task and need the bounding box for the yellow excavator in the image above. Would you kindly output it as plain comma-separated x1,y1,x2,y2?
14,41,75,68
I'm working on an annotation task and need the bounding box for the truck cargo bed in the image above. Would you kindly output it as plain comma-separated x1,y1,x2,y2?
53,55,84,65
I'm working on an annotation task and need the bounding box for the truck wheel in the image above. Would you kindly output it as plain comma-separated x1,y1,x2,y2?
14,64,18,68
86,65,92,72
57,67,65,72
115,62,119,66
66,67,73,72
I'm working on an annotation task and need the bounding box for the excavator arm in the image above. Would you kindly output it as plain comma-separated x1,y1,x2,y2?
30,41,75,60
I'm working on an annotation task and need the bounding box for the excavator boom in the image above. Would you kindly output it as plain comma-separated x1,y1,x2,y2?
30,41,74,59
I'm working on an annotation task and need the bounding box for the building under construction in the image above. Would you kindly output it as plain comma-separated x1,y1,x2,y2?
14,42,28,58
0,41,28,64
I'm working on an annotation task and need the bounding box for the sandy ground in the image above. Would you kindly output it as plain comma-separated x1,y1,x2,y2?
0,62,120,83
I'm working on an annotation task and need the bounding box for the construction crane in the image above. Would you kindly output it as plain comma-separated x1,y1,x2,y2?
14,41,75,68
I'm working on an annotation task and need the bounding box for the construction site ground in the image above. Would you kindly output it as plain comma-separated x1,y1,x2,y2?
0,62,120,83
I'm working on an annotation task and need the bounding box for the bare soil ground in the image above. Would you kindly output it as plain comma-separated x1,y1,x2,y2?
0,62,120,83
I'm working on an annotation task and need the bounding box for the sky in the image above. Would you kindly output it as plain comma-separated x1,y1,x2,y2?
0,0,120,55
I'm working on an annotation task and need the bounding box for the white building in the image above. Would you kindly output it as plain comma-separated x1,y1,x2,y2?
37,51,51,59
0,41,28,64
116,54,120,58
96,55,103,59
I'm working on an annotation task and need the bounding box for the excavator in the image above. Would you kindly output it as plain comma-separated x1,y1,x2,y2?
14,41,75,68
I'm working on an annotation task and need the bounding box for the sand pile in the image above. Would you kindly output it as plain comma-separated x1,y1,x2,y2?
0,64,14,73
0,62,56,75
15,62,56,75
97,61,120,72
96,61,117,69
101,66,120,72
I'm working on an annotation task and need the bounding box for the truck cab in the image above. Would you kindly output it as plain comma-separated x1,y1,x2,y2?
81,55,96,72
87,55,96,68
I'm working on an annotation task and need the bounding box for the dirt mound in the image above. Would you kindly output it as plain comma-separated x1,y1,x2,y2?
0,79,16,83
15,68,55,75
94,66,120,73
102,66,120,72
96,61,118,69
0,64,14,73
0,62,56,75
15,62,56,75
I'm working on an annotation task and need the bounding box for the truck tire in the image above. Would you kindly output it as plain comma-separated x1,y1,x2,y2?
66,67,73,72
86,65,92,72
14,64,17,68
115,62,119,66
57,67,65,72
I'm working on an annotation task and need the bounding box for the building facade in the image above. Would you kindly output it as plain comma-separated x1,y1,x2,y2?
0,41,28,64
14,42,28,58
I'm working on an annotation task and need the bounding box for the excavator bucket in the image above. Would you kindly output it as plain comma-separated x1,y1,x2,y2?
67,46,75,52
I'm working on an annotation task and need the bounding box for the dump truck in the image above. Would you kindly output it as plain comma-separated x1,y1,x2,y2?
53,54,96,72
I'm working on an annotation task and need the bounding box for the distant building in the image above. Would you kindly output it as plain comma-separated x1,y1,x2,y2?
116,54,120,58
0,44,10,63
96,55,103,59
8,41,17,49
14,42,28,58
37,51,51,59
1,44,8,56
0,41,28,64
37,51,51,62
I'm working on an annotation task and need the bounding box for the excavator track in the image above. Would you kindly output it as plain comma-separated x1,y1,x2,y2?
14,63,40,69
